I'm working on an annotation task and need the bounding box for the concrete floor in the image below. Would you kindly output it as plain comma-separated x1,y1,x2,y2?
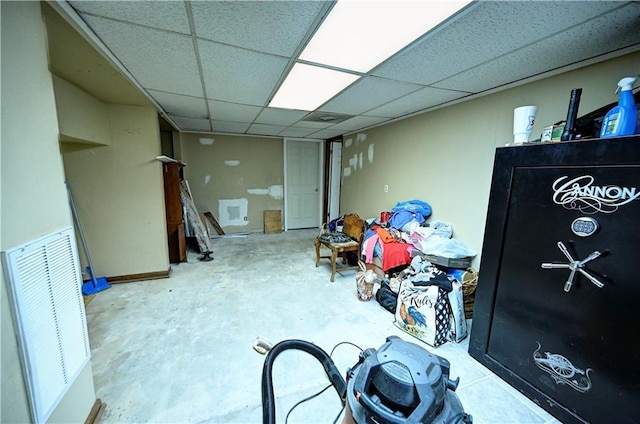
86,229,561,423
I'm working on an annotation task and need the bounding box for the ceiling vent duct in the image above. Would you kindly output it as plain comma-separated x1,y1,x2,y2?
301,111,355,124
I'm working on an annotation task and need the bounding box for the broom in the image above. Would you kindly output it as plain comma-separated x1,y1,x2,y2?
66,182,111,295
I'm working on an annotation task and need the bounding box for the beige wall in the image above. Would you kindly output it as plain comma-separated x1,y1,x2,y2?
340,52,640,268
61,104,169,277
1,2,96,422
53,75,110,145
181,133,284,233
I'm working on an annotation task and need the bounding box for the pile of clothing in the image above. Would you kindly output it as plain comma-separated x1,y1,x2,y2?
362,199,476,273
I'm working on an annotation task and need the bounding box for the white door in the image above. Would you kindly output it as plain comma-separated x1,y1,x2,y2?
285,139,322,229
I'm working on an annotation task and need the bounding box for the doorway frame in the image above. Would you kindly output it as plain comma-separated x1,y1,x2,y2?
324,136,343,224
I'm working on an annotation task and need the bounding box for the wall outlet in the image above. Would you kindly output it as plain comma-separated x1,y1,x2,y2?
384,184,389,193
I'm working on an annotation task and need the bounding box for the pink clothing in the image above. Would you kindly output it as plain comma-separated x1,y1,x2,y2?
364,234,380,263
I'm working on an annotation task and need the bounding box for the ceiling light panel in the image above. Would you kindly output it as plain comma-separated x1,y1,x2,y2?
71,1,191,35
198,39,289,106
372,1,625,86
269,63,360,111
148,90,208,118
300,1,472,73
192,1,331,56
81,16,203,96
318,76,422,115
208,100,262,123
366,86,470,118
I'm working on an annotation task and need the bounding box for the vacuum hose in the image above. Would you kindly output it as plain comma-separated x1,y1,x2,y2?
261,339,347,424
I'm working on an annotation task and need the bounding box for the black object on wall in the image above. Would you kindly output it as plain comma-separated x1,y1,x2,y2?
469,136,640,424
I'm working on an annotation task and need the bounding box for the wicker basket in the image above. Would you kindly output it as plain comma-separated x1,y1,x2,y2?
461,269,478,319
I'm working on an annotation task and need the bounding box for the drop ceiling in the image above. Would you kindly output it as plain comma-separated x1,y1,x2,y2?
49,1,640,140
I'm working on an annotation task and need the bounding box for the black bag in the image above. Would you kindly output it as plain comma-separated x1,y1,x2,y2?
376,279,398,314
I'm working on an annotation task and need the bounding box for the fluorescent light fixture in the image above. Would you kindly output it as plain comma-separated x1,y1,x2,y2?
300,0,473,73
269,63,360,111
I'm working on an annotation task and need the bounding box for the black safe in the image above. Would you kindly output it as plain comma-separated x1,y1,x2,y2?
469,136,640,424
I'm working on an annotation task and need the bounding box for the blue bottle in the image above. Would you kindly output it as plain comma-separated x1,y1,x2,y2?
600,76,638,138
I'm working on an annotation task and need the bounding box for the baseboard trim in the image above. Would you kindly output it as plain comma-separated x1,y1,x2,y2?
84,398,106,424
107,268,171,284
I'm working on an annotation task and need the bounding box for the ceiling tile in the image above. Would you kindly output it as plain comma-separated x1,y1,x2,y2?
198,39,289,106
290,120,337,129
191,1,330,56
366,87,470,118
306,129,344,139
148,90,208,118
277,127,319,138
71,1,191,35
170,116,211,132
329,116,390,131
319,77,423,115
82,15,203,96
57,0,639,140
248,123,286,136
211,120,251,134
372,1,626,86
255,108,308,126
208,101,262,123
434,3,640,93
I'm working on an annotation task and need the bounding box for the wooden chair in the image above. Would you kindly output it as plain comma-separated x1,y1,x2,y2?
315,213,365,282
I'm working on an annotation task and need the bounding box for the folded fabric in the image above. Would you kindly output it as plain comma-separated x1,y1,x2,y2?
389,210,424,230
382,241,413,272
375,227,396,243
319,232,353,244
391,199,432,218
408,256,453,291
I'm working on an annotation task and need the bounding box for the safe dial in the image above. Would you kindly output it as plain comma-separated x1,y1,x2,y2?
541,241,605,292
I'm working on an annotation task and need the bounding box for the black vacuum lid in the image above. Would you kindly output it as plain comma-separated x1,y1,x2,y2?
348,336,460,423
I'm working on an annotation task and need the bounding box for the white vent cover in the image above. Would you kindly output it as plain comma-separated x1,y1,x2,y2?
2,227,90,423
218,198,248,226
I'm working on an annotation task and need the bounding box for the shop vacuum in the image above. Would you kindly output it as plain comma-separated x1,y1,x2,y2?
261,336,472,424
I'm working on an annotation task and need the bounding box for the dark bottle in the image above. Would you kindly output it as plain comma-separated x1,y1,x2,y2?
561,88,582,141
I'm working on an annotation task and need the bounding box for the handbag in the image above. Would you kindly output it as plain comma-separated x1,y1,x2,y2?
355,261,376,301
376,279,398,314
394,280,451,347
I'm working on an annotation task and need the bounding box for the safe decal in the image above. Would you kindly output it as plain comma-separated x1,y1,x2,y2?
552,175,640,214
533,342,593,393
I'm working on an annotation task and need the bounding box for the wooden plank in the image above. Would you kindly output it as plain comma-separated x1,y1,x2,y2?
84,398,105,424
264,210,282,234
203,211,226,235
106,269,171,284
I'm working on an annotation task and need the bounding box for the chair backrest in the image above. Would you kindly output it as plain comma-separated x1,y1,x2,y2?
342,213,365,241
